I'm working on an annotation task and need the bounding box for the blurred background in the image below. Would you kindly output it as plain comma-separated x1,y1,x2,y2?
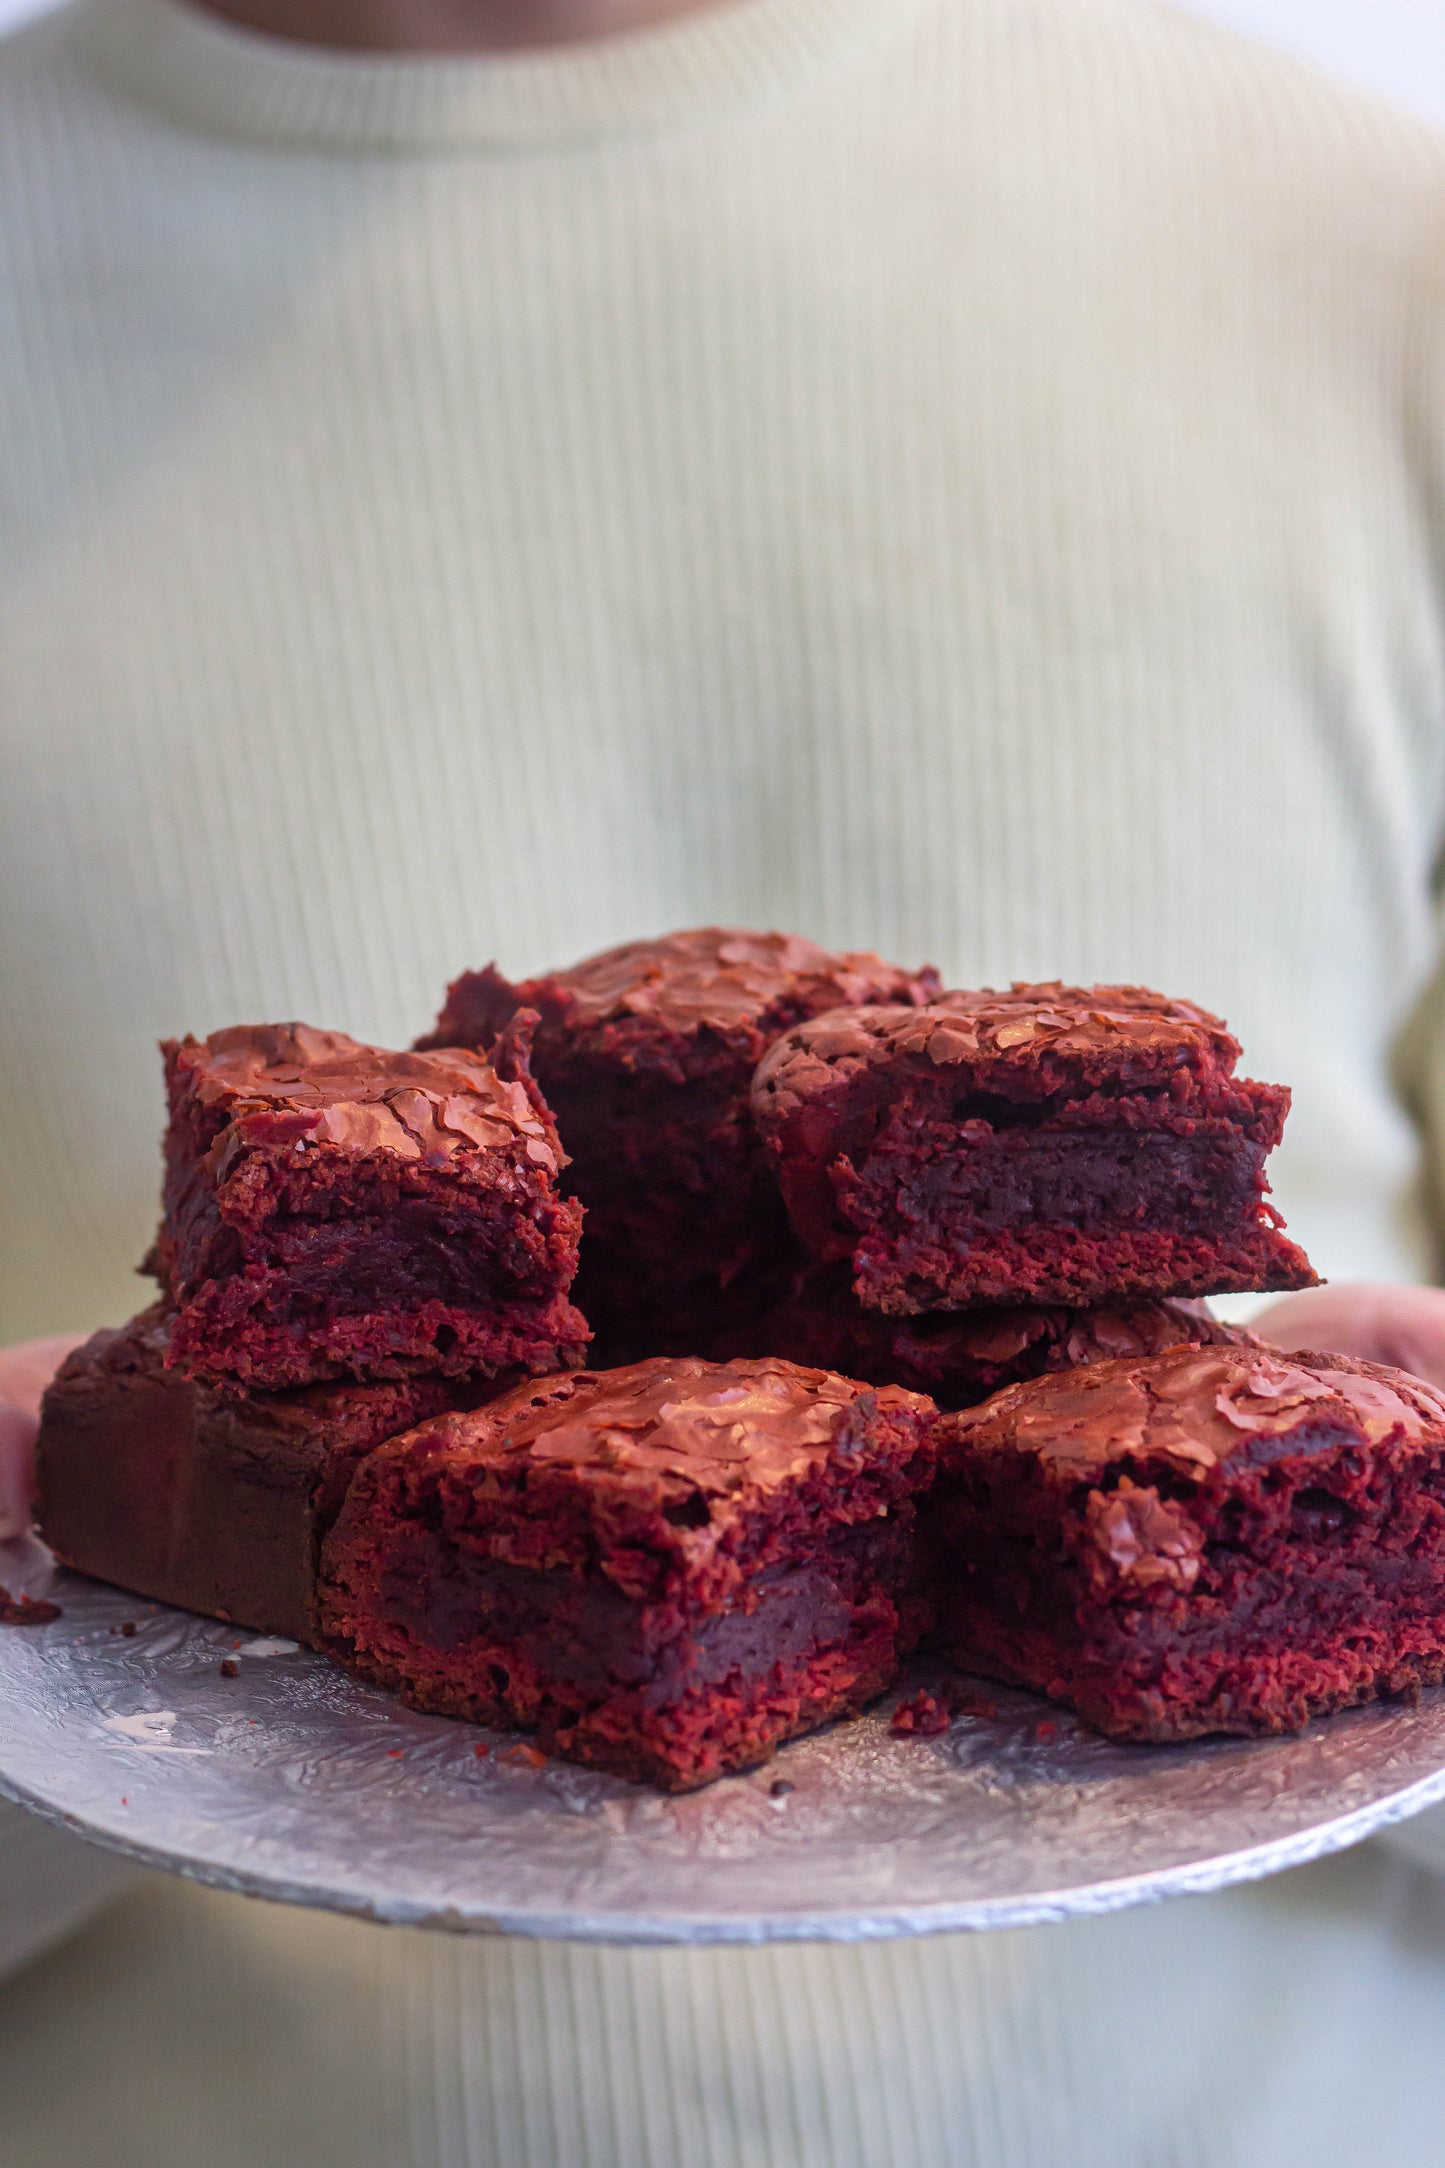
1184,2,1445,121
13,0,1445,126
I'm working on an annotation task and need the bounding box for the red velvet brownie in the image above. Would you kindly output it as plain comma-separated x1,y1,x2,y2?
34,1306,477,1642
318,1355,936,1789
578,1249,803,1372
930,1343,1445,1740
751,984,1315,1314
157,1017,587,1390
585,1240,1253,1406
708,1267,1256,1410
418,929,939,1329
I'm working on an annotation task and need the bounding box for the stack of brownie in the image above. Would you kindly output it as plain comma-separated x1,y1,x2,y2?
37,1016,590,1642
419,936,1299,1399
37,928,1445,1790
416,929,945,1363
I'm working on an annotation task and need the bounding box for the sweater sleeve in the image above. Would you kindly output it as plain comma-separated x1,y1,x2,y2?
1376,195,1445,1880
1388,176,1445,1273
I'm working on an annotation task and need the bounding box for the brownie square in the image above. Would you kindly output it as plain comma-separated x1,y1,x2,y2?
417,928,939,1339
156,1017,587,1389
930,1343,1445,1740
34,1306,472,1642
704,1264,1256,1410
318,1355,936,1789
751,983,1315,1313
583,1231,1253,1407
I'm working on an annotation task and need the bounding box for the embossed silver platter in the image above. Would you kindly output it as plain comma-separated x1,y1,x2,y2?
3,1550,1445,1946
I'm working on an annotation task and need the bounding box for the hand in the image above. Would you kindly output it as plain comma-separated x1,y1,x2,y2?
0,1336,87,1542
1253,1283,1445,1392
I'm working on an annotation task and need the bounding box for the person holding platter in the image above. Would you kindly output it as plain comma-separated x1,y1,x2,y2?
2,0,1445,2160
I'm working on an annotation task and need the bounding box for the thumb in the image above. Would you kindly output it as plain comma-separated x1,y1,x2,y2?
1256,1283,1445,1392
0,1404,38,1542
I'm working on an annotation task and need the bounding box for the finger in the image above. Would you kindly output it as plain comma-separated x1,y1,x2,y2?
0,1334,87,1420
1256,1284,1445,1390
0,1404,38,1543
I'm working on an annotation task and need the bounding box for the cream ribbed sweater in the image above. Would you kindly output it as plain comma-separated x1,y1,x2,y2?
2,0,1445,2160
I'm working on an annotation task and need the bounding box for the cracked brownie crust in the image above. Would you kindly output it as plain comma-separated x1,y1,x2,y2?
157,1017,587,1390
699,1265,1256,1410
752,983,1315,1313
318,1354,936,1789
418,930,940,1331
931,1343,1445,1740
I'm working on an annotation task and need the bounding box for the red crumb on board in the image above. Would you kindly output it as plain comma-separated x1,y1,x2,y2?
498,1743,547,1770
890,1690,954,1738
0,1588,61,1626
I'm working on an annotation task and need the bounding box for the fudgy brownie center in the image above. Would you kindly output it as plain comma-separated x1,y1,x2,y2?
358,1519,907,1707
847,1128,1266,1237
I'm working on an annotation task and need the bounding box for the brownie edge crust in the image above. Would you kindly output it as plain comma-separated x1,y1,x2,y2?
318,1356,937,1789
930,1343,1445,1741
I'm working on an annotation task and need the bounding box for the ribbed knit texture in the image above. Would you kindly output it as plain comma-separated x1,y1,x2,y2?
0,1799,137,1984
5,1847,1445,2167
2,1,1445,2161
2,0,1444,1347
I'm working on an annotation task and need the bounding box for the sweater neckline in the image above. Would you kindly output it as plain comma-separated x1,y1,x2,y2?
76,0,889,151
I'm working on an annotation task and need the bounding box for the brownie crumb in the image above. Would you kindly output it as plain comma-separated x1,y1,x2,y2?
0,1588,62,1626
120,1620,138,1637
219,1659,240,1678
498,1742,548,1770
769,1778,795,1799
890,1689,954,1738
473,1743,491,1759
